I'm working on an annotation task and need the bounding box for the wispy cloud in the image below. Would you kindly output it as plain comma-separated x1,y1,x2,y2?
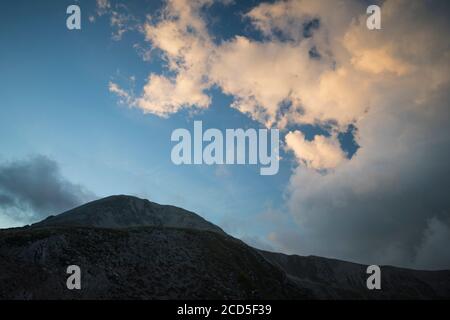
92,0,141,40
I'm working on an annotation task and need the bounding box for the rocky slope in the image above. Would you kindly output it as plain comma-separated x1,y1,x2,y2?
260,251,450,299
0,226,307,299
0,195,449,299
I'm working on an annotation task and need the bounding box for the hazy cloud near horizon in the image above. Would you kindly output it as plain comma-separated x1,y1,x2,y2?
0,155,94,227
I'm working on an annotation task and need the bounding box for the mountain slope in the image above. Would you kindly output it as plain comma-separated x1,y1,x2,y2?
0,226,308,299
260,250,450,299
0,195,449,299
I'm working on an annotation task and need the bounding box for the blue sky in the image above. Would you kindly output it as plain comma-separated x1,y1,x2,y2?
0,0,303,241
1,0,449,269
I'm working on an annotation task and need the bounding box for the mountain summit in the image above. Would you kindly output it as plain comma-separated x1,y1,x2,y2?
34,195,225,235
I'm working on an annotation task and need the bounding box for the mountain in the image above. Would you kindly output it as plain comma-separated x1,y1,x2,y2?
34,195,225,234
0,195,449,299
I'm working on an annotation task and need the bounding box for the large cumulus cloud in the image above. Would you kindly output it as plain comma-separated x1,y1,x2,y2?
277,0,450,269
106,0,450,269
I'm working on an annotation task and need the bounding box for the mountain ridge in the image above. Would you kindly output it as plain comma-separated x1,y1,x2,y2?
1,195,449,299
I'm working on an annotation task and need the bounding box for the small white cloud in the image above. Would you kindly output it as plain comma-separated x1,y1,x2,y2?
136,74,211,117
285,131,346,170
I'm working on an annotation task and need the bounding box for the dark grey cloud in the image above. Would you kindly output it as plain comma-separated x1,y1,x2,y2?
0,194,16,208
0,155,94,225
278,88,450,271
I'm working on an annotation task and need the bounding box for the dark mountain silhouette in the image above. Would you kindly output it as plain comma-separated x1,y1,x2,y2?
0,195,449,299
34,195,225,234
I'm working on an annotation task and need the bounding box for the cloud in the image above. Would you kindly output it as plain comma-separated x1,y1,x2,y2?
232,0,448,270
111,0,408,131
97,0,111,13
136,73,211,117
271,79,450,269
414,217,450,270
126,0,375,130
0,155,94,227
285,131,346,170
109,81,134,105
111,0,359,128
107,0,450,269
94,0,139,40
132,0,215,116
109,0,449,131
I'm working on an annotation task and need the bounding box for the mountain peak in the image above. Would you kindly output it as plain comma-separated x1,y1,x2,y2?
33,195,225,234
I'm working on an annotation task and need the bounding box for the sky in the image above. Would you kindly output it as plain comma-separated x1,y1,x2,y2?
0,0,449,270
